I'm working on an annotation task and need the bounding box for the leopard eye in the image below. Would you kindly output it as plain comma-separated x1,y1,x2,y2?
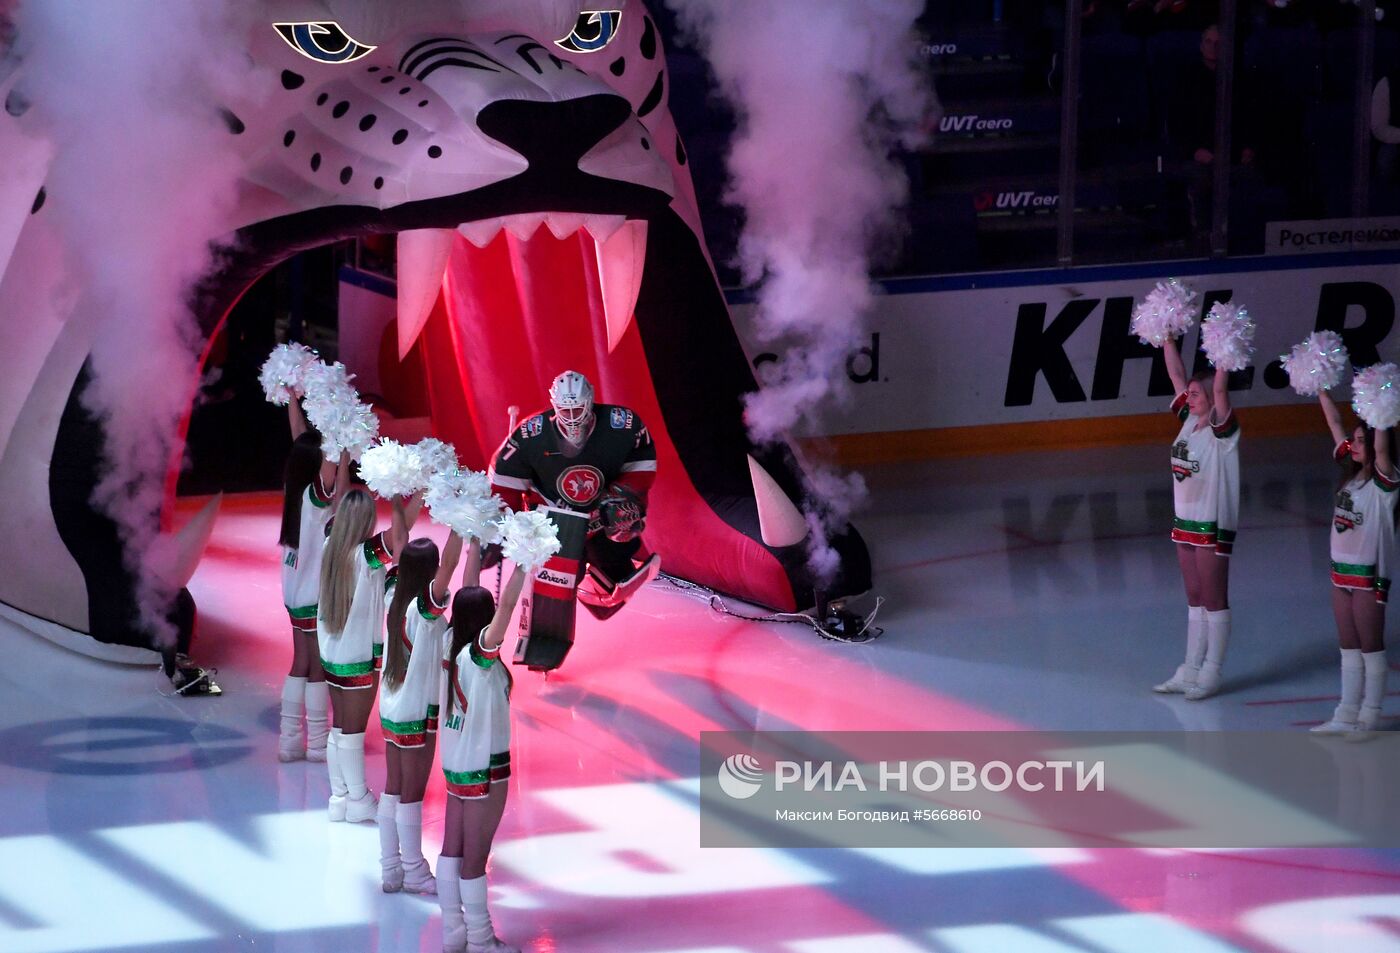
273,22,377,64
555,11,622,53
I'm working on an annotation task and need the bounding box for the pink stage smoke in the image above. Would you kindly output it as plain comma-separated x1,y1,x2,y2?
664,0,931,579
11,1,269,643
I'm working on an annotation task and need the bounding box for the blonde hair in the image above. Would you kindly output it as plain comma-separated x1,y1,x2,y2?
318,488,375,635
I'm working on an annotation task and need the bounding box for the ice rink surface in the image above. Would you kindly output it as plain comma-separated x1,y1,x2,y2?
3,431,1399,953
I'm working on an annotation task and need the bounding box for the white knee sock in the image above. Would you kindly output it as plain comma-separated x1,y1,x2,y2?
281,676,306,718
461,874,496,945
338,731,368,798
1186,609,1230,699
304,681,330,757
378,793,401,882
279,676,306,758
326,728,348,798
1359,650,1390,729
397,800,433,884
1202,609,1230,672
1185,605,1207,670
1155,606,1209,693
1338,648,1365,723
438,857,467,953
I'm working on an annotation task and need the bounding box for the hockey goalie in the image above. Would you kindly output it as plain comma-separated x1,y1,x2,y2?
488,371,660,671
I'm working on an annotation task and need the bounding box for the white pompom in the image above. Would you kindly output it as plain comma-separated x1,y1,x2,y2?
1131,279,1198,347
1353,363,1400,430
424,468,505,541
301,360,355,402
359,440,424,498
1280,331,1349,396
258,342,318,405
500,510,562,571
414,438,458,478
1200,301,1256,372
301,361,379,460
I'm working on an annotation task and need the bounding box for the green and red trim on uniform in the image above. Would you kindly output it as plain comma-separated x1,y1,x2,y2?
471,637,513,694
1331,561,1392,603
363,532,392,570
444,752,511,798
1377,466,1400,492
1171,518,1236,556
1170,392,1189,422
381,715,429,747
286,603,317,633
426,703,439,733
309,476,333,509
1215,528,1236,555
1210,410,1239,439
420,587,447,620
1171,517,1217,547
373,640,383,671
1335,440,1353,464
320,657,375,689
471,637,500,668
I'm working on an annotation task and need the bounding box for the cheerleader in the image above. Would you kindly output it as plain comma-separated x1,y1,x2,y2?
377,531,463,893
278,401,347,763
318,487,419,822
1153,344,1239,701
1312,390,1395,735
437,546,527,953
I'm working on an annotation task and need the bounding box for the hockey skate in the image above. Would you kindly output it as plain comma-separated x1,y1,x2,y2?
163,655,222,696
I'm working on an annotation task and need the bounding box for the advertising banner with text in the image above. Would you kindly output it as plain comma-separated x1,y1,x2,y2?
729,260,1400,436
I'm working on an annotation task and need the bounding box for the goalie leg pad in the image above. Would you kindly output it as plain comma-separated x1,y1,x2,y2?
514,508,589,672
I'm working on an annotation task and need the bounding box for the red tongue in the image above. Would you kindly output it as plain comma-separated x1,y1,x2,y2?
414,226,798,610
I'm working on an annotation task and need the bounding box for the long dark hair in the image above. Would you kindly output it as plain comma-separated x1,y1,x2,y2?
280,432,323,548
1338,422,1394,490
384,538,440,690
445,586,497,720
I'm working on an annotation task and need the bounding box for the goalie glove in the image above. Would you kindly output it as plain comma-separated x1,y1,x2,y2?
598,485,646,542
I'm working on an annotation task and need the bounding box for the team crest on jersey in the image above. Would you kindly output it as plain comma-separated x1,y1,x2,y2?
610,407,633,430
557,465,606,505
1170,441,1198,482
523,415,544,438
1335,490,1362,533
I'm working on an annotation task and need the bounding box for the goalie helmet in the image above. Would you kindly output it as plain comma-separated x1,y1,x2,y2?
549,370,595,445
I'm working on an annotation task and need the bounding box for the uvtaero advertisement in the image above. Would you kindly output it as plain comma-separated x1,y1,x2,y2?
729,261,1400,437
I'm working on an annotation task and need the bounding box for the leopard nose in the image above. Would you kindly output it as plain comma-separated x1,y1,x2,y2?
476,93,632,172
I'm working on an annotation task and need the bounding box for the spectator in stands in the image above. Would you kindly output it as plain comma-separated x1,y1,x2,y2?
1168,24,1257,235
1372,72,1400,186
1124,0,1218,32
